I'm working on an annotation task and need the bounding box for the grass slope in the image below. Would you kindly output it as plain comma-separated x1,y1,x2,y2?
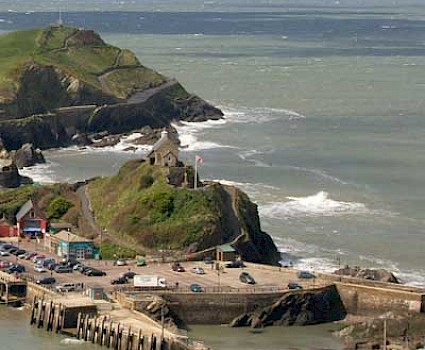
88,160,222,250
0,26,166,103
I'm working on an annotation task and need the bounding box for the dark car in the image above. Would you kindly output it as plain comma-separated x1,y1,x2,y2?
172,263,185,272
7,264,26,274
111,276,128,285
54,265,73,273
12,249,26,256
226,260,246,268
203,256,214,265
86,269,106,276
122,271,136,279
287,282,303,290
297,271,316,279
239,272,256,284
190,283,203,293
36,277,56,285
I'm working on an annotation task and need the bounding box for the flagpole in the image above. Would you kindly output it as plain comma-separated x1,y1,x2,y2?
194,156,198,190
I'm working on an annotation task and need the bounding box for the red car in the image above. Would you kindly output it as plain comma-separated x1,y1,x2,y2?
172,263,185,272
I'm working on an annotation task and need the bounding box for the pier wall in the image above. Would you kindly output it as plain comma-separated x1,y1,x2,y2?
244,263,425,316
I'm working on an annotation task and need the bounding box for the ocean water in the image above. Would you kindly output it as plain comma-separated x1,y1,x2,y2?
1,0,425,348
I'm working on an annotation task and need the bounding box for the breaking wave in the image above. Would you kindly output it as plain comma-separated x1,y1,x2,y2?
260,191,370,218
221,106,306,125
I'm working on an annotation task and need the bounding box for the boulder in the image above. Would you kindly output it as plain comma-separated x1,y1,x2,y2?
334,265,399,283
230,285,346,328
11,143,46,168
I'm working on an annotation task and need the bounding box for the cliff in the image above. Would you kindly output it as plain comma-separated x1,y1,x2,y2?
0,26,223,150
87,160,281,265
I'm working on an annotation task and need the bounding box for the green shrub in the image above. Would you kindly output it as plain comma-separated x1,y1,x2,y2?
46,197,73,219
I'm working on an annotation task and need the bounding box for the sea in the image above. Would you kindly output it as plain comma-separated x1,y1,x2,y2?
1,0,425,349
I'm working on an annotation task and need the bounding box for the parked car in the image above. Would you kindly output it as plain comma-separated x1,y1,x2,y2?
111,276,128,285
287,282,303,290
6,264,26,274
203,256,214,265
122,271,136,279
136,258,146,267
239,272,256,285
190,283,203,293
24,252,38,260
55,283,76,292
36,277,56,285
191,266,206,275
32,254,46,263
86,269,106,276
172,263,185,272
225,260,246,268
114,258,128,266
54,265,73,273
34,264,48,273
297,271,316,279
0,250,10,256
0,261,11,268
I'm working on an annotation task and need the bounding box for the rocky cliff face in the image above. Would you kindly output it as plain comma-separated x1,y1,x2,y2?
230,285,346,328
194,184,281,266
334,266,399,283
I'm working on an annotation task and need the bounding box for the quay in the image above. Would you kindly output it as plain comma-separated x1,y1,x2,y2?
0,258,424,350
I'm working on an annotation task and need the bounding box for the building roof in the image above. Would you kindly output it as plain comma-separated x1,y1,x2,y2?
50,222,73,230
54,230,93,243
217,243,236,253
16,199,46,222
145,130,178,158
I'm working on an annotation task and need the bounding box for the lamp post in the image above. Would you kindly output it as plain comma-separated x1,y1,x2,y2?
67,232,70,261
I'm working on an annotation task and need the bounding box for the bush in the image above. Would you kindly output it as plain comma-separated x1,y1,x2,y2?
46,197,73,219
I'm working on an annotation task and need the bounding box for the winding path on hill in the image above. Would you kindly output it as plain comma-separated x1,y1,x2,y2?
76,185,144,253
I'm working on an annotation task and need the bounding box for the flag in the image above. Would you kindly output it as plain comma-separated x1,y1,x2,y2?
195,155,203,164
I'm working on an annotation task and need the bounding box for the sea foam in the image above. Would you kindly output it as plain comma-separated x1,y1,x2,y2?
260,191,369,219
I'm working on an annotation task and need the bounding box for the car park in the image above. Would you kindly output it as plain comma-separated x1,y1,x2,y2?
190,283,203,293
287,282,303,290
239,272,256,284
111,276,128,285
297,271,316,279
36,277,56,285
191,266,206,275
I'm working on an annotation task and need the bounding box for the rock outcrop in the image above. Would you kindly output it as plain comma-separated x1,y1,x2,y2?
0,140,32,187
334,266,399,283
10,143,45,168
230,285,346,328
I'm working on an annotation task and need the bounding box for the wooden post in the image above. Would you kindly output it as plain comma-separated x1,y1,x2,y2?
76,313,82,339
30,296,37,325
126,327,132,350
106,321,113,348
83,314,90,341
136,329,142,350
99,317,106,345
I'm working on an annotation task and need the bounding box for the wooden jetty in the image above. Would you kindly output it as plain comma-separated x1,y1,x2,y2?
0,271,27,305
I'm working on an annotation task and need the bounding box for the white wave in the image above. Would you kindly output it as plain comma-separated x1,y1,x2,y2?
173,120,233,151
259,191,370,219
60,338,85,345
220,106,306,125
19,162,57,184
